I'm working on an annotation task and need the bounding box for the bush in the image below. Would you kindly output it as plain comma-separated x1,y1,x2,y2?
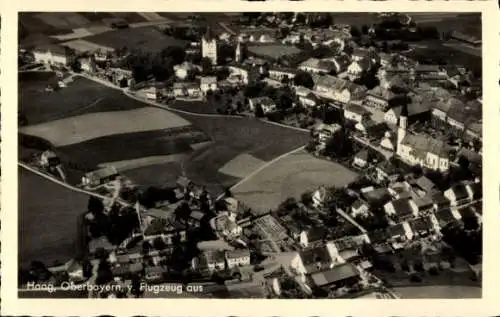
410,274,422,283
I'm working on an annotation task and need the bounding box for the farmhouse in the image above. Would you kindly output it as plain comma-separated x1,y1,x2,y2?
193,249,226,273
444,182,472,206
387,222,414,245
82,166,119,187
295,86,318,107
248,96,277,114
33,44,74,66
346,58,372,80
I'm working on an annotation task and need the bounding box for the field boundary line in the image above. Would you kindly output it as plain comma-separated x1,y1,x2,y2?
216,145,306,200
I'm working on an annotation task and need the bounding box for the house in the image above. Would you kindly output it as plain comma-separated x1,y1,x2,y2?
312,186,327,208
351,199,370,218
431,192,451,211
144,86,159,100
332,237,361,262
268,67,297,83
299,226,328,248
411,176,439,198
433,208,462,228
248,96,277,114
346,58,372,80
312,74,366,105
309,263,360,289
298,58,336,74
384,198,419,221
444,183,472,206
353,149,369,169
364,86,397,111
325,55,351,74
375,160,400,184
225,249,251,269
80,57,97,73
361,187,394,209
408,216,438,238
228,65,250,84
380,131,397,152
33,44,74,66
351,48,378,63
40,150,60,168
311,123,342,148
213,214,243,238
387,222,414,245
430,98,464,129
145,266,168,283
82,166,119,187
188,210,205,227
173,82,201,98
200,76,218,94
413,195,435,214
299,244,337,273
295,86,318,107
344,104,370,123
194,249,226,273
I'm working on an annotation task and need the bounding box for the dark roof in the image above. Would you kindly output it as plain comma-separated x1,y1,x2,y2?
388,223,407,237
300,245,333,272
362,188,393,207
354,149,369,161
376,160,399,176
468,182,482,199
434,208,456,227
390,198,415,217
448,183,469,201
310,263,359,287
307,226,328,243
409,216,434,233
432,192,451,207
401,134,449,157
368,230,389,244
352,199,367,210
345,103,370,116
414,176,437,193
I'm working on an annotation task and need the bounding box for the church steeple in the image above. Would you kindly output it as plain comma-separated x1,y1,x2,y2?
235,40,242,63
204,26,216,42
396,104,408,154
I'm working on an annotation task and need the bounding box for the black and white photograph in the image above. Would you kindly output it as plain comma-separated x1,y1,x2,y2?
17,11,483,299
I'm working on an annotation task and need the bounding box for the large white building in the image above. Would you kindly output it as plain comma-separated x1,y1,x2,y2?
201,27,218,66
396,105,450,172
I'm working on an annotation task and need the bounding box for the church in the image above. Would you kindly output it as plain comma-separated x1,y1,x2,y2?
201,26,218,65
396,105,450,172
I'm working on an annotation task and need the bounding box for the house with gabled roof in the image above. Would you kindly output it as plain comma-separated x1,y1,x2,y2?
444,183,471,206
384,197,419,221
82,166,119,187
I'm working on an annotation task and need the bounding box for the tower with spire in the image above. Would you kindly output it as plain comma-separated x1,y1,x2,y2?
235,40,242,63
396,104,408,156
202,26,218,66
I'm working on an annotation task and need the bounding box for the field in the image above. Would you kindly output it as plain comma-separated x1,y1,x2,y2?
18,167,90,267
231,149,359,213
394,285,481,299
83,26,189,53
19,12,148,38
19,74,310,196
247,44,302,60
169,100,219,115
21,107,191,147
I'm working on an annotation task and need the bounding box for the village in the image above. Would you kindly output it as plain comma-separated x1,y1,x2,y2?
18,12,482,299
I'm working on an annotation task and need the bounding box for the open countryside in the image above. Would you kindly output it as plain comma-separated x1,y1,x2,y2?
18,12,482,299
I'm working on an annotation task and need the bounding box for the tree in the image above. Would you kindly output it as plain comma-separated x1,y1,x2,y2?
174,202,192,224
301,192,313,206
70,59,82,73
293,71,314,89
254,104,265,118
350,26,361,38
161,46,186,65
88,196,104,215
153,236,167,250
361,25,369,35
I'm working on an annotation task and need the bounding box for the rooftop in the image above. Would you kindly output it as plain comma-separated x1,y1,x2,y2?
309,263,359,287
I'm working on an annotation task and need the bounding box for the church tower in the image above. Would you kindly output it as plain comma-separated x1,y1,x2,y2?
202,26,218,66
396,104,408,155
235,40,242,63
